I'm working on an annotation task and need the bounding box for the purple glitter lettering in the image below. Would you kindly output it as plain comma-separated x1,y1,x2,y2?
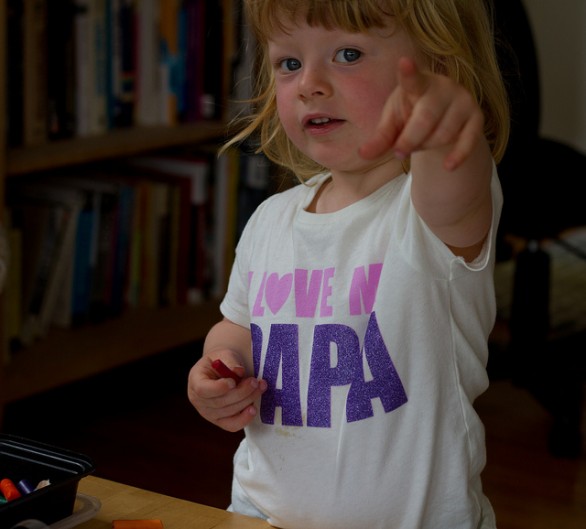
265,273,293,315
347,312,408,421
294,268,323,317
252,272,267,316
260,324,303,426
349,263,383,315
320,267,335,317
250,323,263,377
307,324,361,427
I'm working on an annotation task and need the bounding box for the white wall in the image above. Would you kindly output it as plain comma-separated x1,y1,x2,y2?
524,0,586,153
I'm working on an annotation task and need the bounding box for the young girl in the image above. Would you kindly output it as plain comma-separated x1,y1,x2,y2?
188,1,509,527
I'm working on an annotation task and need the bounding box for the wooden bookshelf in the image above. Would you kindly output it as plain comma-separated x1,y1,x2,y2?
6,121,228,177
3,301,221,404
0,0,7,420
0,0,238,424
0,1,5,205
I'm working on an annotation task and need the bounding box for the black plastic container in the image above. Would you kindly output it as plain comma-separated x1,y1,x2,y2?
0,435,94,528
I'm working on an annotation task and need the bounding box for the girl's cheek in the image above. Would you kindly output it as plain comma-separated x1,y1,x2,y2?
276,97,298,133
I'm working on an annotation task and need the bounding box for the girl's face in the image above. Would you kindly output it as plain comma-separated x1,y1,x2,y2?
267,17,418,177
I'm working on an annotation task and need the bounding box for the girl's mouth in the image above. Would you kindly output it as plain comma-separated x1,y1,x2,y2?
303,116,345,133
309,117,333,125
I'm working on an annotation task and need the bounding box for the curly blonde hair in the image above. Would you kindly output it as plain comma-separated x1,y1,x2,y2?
226,0,510,182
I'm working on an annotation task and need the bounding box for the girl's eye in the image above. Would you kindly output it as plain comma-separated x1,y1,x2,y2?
279,58,302,72
335,48,362,63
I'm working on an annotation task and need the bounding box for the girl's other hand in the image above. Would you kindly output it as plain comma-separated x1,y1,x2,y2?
187,353,267,432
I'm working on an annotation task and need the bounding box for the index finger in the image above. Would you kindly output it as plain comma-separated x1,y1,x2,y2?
359,57,426,160
396,57,429,97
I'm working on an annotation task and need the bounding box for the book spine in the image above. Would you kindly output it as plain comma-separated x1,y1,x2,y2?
10,0,235,143
2,215,22,358
89,190,119,321
7,0,25,147
71,206,95,326
40,206,81,330
110,185,134,314
184,0,204,122
201,0,223,119
74,0,91,136
19,206,66,344
47,0,76,140
135,0,161,125
23,0,48,145
89,0,109,135
110,0,136,127
158,0,180,125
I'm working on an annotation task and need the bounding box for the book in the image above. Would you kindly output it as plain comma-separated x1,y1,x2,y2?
183,0,205,122
89,186,120,320
189,162,211,303
140,181,170,308
2,213,21,359
135,0,162,125
211,147,240,298
72,0,108,136
201,0,224,119
47,0,77,140
227,1,255,121
43,176,122,323
9,184,84,344
89,0,109,135
159,0,181,125
47,174,135,320
175,0,189,122
127,154,211,304
73,0,91,136
126,180,147,307
166,184,181,305
70,198,95,325
221,0,238,117
88,168,179,308
237,153,272,237
110,183,135,313
23,0,49,145
6,0,25,147
110,0,136,127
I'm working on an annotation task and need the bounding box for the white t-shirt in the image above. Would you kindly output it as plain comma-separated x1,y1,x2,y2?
220,167,502,529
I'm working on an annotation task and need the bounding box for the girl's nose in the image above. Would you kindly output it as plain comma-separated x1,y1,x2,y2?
298,66,332,100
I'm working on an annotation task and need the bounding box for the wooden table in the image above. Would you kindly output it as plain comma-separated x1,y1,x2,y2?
76,476,269,529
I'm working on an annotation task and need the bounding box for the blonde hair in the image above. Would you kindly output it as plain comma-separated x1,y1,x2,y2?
227,0,510,182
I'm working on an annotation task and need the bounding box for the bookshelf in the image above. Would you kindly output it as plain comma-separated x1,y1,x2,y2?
3,302,221,403
0,0,7,419
6,122,229,176
0,0,243,424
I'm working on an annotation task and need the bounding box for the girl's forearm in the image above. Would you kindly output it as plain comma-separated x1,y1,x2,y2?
410,138,493,251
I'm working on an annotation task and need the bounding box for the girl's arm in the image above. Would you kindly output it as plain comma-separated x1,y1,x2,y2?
410,136,493,261
187,318,267,432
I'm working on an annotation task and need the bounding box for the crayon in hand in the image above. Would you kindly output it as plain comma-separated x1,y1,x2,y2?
211,359,242,384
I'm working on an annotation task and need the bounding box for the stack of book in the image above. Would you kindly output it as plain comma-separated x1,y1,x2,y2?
3,148,272,352
7,0,229,147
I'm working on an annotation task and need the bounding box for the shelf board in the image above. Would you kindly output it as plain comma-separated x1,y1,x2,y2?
3,302,222,403
6,121,228,176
